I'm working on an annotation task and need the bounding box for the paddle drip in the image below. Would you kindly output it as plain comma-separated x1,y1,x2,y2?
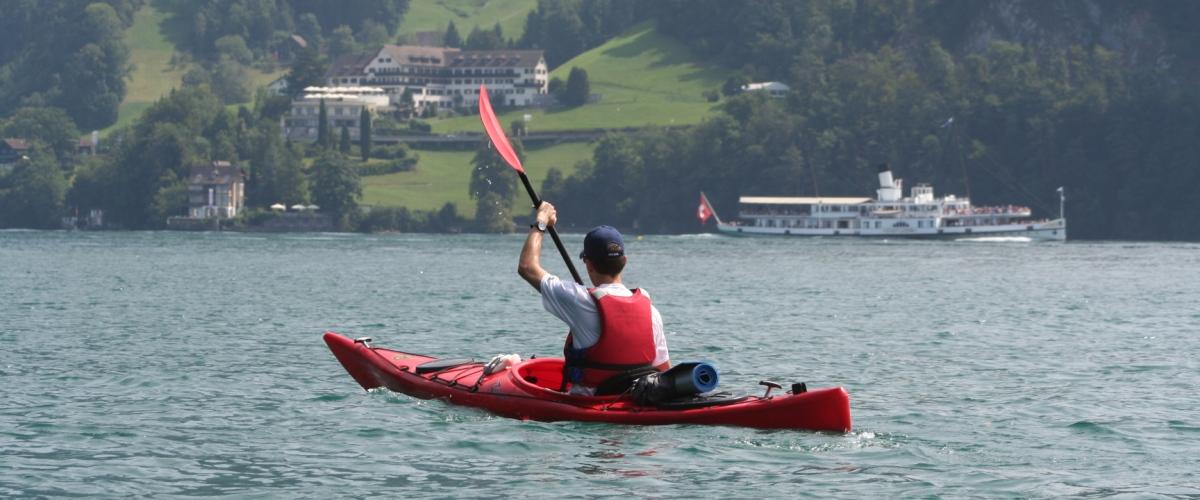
477,85,582,284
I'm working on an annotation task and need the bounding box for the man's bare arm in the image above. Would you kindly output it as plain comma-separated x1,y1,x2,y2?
517,202,557,290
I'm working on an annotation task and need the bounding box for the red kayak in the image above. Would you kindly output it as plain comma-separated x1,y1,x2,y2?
324,332,852,431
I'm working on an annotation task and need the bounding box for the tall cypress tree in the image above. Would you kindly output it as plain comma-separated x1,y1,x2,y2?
444,21,461,48
359,107,371,161
286,46,326,98
565,67,590,106
317,99,330,148
339,126,351,154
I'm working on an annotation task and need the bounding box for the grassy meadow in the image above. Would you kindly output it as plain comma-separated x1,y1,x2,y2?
362,141,594,215
111,5,187,132
428,22,734,133
399,0,536,41
110,4,283,134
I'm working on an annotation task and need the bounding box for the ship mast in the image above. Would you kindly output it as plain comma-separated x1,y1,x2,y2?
1058,186,1065,220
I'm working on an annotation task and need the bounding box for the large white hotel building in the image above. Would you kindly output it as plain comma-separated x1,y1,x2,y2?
326,45,549,112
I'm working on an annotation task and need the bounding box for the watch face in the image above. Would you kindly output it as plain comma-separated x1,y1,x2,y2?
538,221,548,231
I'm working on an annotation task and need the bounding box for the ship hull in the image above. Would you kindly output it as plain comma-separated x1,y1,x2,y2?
718,218,1066,241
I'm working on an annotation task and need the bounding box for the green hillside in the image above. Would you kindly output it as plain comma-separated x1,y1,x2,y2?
363,141,594,214
111,5,186,132
400,0,536,40
110,4,283,134
428,22,734,133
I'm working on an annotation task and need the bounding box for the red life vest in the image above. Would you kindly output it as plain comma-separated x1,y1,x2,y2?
562,288,658,390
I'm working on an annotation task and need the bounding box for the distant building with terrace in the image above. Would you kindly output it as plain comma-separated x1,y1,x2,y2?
282,86,389,141
324,45,549,114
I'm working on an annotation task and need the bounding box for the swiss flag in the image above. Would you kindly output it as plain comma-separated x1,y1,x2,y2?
697,193,713,224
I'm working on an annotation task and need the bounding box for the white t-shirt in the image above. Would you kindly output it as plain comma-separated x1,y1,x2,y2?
538,274,670,369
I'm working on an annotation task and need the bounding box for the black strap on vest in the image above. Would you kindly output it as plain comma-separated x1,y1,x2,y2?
560,356,656,393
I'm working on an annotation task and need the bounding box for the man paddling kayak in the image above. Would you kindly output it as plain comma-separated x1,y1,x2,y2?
518,202,670,396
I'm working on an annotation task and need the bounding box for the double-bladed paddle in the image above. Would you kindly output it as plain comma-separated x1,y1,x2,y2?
477,85,584,285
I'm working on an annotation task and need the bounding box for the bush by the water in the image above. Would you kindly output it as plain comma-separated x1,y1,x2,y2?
239,208,278,227
355,202,467,233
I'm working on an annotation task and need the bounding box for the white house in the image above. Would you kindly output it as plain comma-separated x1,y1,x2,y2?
187,161,245,219
266,76,289,96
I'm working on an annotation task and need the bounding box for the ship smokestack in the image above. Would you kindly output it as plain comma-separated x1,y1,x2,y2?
876,163,901,202
877,163,894,189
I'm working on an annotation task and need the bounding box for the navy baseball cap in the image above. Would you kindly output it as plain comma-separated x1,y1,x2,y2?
580,225,625,259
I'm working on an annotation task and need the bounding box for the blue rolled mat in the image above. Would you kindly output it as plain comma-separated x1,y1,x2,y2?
664,361,720,394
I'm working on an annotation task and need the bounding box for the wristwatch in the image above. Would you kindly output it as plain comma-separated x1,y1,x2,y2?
530,220,547,232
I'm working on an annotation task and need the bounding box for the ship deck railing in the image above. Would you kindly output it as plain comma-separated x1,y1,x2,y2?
944,205,1032,217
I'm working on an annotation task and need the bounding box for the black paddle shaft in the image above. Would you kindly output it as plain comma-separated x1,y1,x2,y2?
519,172,583,285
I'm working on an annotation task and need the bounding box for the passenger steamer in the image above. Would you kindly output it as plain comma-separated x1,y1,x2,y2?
702,165,1066,241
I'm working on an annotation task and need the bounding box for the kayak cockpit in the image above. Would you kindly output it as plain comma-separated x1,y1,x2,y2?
507,357,624,404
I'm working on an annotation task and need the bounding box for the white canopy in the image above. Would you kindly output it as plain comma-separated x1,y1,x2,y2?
270,203,286,211
739,196,871,206
290,204,306,211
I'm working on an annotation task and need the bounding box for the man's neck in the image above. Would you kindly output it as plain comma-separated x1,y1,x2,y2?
589,274,622,287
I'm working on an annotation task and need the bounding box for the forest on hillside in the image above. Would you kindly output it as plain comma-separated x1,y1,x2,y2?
0,0,141,130
2,0,1199,240
540,0,1200,240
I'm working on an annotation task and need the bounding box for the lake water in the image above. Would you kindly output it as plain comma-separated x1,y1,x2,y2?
2,230,1198,497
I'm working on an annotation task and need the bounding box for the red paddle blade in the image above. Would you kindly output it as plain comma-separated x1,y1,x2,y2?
477,85,524,174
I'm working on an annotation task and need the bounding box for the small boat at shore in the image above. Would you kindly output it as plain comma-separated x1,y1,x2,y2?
701,165,1066,241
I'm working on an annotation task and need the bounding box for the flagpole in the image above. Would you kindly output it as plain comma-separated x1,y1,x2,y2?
699,192,723,225
1057,187,1065,220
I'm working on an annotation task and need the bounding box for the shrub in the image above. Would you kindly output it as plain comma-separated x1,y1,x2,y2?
371,143,411,160
408,120,432,134
357,158,417,176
